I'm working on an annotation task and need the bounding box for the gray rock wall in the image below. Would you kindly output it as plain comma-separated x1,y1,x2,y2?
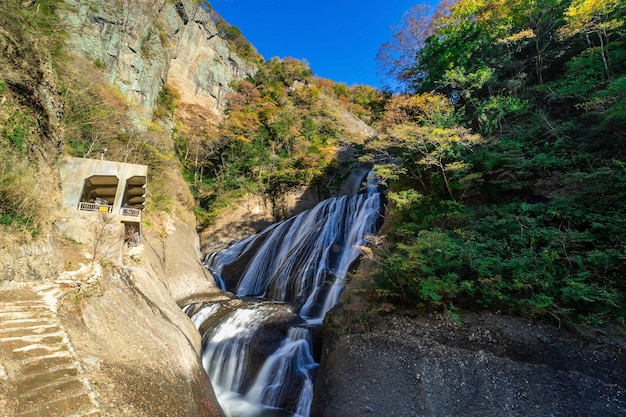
61,0,256,124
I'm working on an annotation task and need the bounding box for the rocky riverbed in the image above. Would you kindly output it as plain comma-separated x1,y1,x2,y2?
312,304,626,417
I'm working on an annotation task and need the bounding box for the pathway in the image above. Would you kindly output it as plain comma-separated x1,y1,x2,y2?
0,282,101,417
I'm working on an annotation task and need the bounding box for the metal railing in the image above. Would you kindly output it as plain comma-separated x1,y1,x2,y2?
78,202,113,213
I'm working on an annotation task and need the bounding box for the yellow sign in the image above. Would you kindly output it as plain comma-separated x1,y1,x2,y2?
99,205,109,212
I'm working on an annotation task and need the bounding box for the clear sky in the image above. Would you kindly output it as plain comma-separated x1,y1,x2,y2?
208,1,439,88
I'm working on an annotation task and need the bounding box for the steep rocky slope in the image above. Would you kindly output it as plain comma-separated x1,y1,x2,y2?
61,0,256,122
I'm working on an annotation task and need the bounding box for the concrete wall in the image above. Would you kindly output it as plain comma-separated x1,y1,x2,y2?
58,157,148,265
60,157,147,214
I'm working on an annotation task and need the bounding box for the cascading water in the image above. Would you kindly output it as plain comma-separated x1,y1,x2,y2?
245,327,317,413
187,177,382,417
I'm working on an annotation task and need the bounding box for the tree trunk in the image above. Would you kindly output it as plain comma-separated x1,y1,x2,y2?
534,37,543,85
438,159,456,202
597,29,611,80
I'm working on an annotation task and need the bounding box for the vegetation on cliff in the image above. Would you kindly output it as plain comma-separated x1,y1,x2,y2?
370,0,626,325
0,0,194,240
201,1,262,64
174,56,386,223
0,0,66,236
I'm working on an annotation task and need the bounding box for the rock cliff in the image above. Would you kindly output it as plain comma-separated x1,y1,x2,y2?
61,0,256,123
0,0,258,415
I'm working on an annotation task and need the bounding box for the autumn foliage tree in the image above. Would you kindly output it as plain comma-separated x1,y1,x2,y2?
184,57,357,222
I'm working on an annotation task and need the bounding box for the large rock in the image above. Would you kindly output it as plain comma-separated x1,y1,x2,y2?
57,265,225,416
313,308,626,417
141,209,229,305
199,190,321,255
0,232,63,282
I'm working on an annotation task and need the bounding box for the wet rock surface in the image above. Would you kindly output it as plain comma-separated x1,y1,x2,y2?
312,307,626,417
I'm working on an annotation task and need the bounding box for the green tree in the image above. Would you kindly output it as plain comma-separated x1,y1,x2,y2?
560,0,624,79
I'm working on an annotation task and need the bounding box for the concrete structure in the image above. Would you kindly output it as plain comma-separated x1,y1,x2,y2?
58,157,148,263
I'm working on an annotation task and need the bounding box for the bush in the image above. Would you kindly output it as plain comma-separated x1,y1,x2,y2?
374,193,626,325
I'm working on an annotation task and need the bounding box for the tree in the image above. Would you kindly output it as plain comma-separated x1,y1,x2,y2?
560,0,624,79
371,0,626,325
174,104,222,185
377,93,452,132
514,0,568,85
388,124,483,201
376,4,438,91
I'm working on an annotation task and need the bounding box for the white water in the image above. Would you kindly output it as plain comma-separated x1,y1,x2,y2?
193,185,382,417
202,307,272,393
190,303,221,328
300,192,380,320
206,192,381,313
245,327,317,413
204,231,267,291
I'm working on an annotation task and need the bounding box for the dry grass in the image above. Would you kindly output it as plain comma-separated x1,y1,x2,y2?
0,86,60,236
0,150,43,229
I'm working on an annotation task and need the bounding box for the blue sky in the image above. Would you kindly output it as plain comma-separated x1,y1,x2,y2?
208,1,439,88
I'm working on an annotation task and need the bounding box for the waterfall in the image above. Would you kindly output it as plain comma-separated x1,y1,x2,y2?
202,306,271,393
206,192,381,313
245,327,317,415
190,184,382,417
300,192,381,321
203,232,267,291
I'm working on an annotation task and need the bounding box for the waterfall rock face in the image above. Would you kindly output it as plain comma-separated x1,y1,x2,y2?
194,191,383,416
191,299,310,416
206,192,382,318
61,0,256,123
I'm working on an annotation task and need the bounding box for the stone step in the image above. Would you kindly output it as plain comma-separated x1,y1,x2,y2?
0,306,50,313
0,318,56,329
16,367,79,392
0,325,61,339
0,330,65,345
6,342,67,361
0,284,101,417
18,378,88,408
0,300,48,308
0,311,55,321
16,392,96,417
0,334,65,353
0,290,44,303
20,354,76,374
0,295,48,308
0,306,50,312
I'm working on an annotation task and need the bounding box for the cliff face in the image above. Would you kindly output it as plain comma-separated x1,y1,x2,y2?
53,0,259,301
61,0,255,122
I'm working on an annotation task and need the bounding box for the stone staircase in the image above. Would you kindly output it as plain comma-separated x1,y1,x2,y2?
0,283,101,417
